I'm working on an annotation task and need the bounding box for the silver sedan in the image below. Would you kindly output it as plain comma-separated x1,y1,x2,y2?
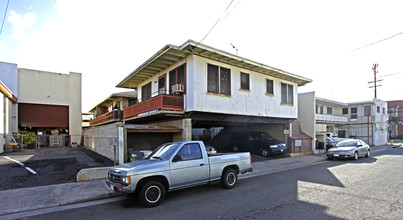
326,139,370,160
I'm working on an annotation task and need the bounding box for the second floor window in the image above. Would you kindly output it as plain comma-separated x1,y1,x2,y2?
281,83,293,105
364,106,371,116
169,64,185,94
327,107,333,115
342,108,348,114
207,64,231,95
351,107,357,119
266,79,274,95
240,72,250,90
141,82,151,101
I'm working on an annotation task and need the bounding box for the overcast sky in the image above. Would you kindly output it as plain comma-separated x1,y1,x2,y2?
1,0,402,112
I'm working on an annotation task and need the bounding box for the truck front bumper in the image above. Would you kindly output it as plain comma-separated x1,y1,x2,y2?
105,179,132,194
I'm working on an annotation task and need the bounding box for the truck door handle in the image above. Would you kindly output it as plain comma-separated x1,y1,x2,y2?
200,163,205,166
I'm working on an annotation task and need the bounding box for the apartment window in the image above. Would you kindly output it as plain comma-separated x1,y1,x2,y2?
383,107,386,114
327,107,333,115
364,106,371,116
207,64,231,95
141,82,152,101
266,79,274,95
240,72,250,90
316,105,319,114
342,108,348,114
281,83,293,104
320,106,324,114
377,106,380,113
158,74,166,94
351,107,357,119
169,64,185,94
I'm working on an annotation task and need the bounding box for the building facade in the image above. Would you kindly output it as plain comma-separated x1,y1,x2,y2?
84,40,312,163
298,92,388,151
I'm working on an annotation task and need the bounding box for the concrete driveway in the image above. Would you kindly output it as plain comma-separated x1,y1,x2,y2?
0,148,113,191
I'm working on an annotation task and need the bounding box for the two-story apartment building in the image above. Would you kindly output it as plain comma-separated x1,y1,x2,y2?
83,40,312,163
299,92,388,152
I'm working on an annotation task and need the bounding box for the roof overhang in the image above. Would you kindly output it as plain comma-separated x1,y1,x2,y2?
117,40,312,89
89,91,137,112
0,81,17,102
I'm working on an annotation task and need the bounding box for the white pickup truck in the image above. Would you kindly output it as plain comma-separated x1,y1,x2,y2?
106,141,253,207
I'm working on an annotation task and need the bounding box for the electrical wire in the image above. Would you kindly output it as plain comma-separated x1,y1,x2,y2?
353,31,403,51
379,71,403,78
0,0,10,38
198,0,241,44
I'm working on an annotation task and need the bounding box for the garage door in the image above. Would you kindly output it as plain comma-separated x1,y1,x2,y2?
127,133,173,151
19,103,69,128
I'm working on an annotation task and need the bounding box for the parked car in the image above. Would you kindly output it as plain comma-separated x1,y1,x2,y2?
326,139,370,160
226,131,287,157
106,141,253,207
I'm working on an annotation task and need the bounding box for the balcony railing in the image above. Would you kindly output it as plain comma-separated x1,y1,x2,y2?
315,114,348,124
89,110,123,126
123,94,184,119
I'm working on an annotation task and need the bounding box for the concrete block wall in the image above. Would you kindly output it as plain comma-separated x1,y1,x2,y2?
147,118,192,141
83,122,122,162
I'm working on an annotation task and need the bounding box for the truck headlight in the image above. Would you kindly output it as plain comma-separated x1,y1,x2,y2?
270,145,278,148
122,176,131,184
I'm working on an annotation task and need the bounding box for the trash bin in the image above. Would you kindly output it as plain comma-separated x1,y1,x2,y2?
127,149,145,162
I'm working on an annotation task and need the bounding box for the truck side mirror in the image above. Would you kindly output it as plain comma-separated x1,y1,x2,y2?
172,155,183,162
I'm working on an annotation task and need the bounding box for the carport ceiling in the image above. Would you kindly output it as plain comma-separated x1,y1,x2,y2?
117,40,312,89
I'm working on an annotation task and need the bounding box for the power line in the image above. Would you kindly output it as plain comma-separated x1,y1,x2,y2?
379,71,403,78
0,0,10,38
353,31,403,51
198,0,241,44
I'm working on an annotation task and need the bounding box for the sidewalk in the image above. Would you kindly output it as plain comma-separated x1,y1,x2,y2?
0,144,395,216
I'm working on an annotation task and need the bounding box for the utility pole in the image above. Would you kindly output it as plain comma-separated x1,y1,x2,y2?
368,63,382,99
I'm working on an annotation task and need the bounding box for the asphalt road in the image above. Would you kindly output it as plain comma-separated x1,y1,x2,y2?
14,147,402,220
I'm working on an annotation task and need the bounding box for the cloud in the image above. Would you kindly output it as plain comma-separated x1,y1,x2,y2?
7,10,37,40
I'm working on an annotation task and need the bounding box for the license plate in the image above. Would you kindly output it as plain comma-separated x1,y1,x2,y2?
334,154,339,157
110,184,114,191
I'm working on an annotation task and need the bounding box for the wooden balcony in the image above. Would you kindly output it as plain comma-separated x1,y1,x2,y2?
89,110,123,126
124,94,184,119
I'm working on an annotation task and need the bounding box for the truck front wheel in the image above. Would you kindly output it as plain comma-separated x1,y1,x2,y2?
138,181,165,207
221,168,238,189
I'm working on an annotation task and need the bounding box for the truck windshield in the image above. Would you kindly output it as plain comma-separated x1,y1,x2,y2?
147,143,181,160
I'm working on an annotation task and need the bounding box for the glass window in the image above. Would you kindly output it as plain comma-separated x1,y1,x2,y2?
176,143,202,160
327,107,333,115
266,79,274,95
281,83,287,103
207,64,231,95
377,106,380,113
287,85,293,104
141,82,151,101
240,72,250,90
351,107,357,114
383,107,386,114
169,64,186,94
320,106,324,114
342,108,348,114
158,75,166,94
220,67,231,95
281,83,293,104
364,106,371,116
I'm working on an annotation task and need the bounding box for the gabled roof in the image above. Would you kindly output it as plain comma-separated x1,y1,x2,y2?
116,39,312,88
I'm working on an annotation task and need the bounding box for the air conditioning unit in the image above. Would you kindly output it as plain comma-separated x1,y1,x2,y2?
172,84,184,93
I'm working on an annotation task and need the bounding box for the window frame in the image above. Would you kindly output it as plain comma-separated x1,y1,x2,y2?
169,64,186,95
240,72,250,91
266,79,274,95
174,143,203,161
207,63,231,96
281,83,294,105
141,82,152,102
327,107,333,115
364,106,371,116
342,108,348,115
158,74,166,95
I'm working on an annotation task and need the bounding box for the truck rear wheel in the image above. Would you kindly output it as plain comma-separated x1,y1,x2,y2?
138,181,165,207
221,168,238,189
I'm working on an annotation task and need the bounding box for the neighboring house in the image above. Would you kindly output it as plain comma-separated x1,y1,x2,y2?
299,92,388,151
82,113,94,128
0,61,82,149
87,91,137,126
387,100,403,138
0,62,18,153
84,40,312,163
